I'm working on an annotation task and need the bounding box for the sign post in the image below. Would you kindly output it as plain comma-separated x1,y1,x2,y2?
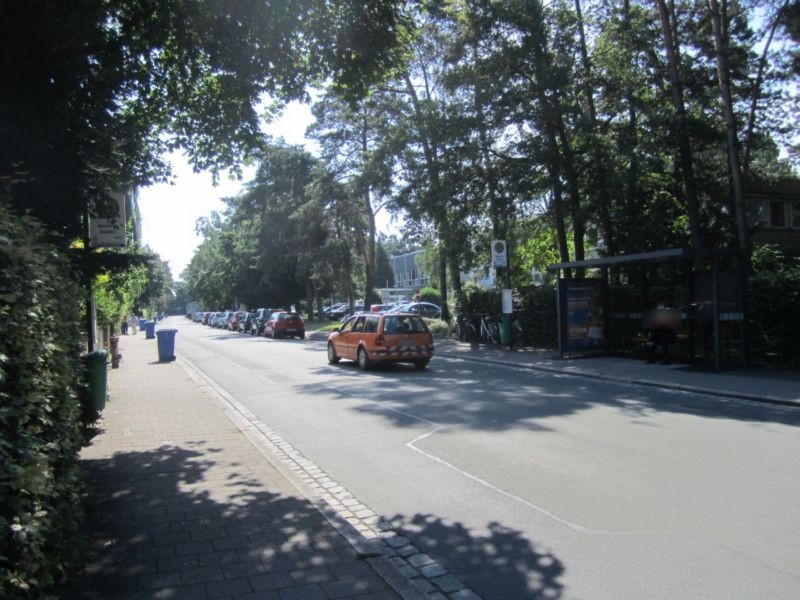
492,240,513,348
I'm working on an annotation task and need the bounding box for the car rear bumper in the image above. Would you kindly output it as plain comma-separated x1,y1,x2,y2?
369,345,434,361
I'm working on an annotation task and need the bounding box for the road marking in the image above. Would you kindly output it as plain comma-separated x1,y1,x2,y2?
320,382,663,537
186,332,665,537
221,355,249,372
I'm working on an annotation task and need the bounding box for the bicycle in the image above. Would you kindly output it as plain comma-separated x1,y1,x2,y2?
480,314,501,344
455,313,480,343
511,315,525,346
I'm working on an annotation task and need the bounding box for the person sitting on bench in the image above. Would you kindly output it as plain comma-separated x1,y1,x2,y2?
643,305,681,364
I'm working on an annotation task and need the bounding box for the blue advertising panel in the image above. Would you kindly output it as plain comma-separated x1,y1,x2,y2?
562,279,605,351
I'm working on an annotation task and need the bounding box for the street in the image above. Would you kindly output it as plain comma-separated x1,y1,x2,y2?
174,319,800,599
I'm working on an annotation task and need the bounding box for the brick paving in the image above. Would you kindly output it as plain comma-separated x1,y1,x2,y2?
65,332,408,600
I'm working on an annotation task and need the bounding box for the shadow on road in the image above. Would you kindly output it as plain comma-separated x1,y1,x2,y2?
301,356,800,431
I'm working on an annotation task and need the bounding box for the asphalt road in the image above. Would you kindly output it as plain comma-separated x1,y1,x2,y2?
173,319,800,599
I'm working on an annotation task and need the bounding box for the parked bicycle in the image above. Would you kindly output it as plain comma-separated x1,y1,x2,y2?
480,313,501,344
455,313,480,343
455,312,526,346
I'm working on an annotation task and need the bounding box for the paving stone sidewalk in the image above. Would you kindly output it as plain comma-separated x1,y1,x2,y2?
66,332,404,600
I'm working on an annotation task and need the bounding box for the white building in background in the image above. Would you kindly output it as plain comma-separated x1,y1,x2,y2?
390,250,430,289
389,249,496,297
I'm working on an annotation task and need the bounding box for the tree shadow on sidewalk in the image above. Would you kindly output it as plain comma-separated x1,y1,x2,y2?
65,443,565,599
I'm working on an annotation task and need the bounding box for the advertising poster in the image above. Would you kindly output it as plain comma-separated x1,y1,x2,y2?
564,279,605,351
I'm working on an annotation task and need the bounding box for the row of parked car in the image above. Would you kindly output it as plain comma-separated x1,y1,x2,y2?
187,307,436,370
322,301,442,321
189,308,305,339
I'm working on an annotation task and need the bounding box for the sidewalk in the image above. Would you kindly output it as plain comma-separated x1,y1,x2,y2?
434,340,800,407
66,331,417,600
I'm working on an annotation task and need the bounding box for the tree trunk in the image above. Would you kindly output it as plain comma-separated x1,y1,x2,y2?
574,0,615,257
623,0,640,257
361,118,377,310
549,160,572,279
655,0,704,251
742,0,787,177
438,244,449,322
707,0,749,252
448,252,464,312
556,116,586,278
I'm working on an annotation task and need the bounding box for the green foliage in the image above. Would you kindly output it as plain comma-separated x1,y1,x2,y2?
0,203,86,598
424,318,451,338
460,282,501,315
748,244,800,365
2,0,410,246
516,286,558,348
91,251,171,329
418,287,441,304
456,282,557,348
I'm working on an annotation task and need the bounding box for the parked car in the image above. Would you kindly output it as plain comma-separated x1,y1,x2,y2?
228,311,247,331
202,312,213,325
264,311,305,339
388,302,441,319
326,312,434,370
238,312,256,334
327,303,351,321
218,311,234,328
369,303,396,314
253,307,280,335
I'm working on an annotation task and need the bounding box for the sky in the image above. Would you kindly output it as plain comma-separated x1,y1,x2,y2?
138,101,315,279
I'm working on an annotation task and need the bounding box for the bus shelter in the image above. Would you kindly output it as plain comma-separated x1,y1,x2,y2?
549,248,748,370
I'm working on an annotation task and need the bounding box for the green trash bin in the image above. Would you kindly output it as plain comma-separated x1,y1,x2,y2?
500,316,511,344
84,349,108,413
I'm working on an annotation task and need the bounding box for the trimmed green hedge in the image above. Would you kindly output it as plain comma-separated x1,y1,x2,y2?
457,284,557,347
0,203,86,597
749,245,800,366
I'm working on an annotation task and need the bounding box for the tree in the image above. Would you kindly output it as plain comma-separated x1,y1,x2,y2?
308,92,402,309
1,0,411,245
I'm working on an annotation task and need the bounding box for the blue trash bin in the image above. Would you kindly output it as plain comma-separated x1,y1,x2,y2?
144,321,156,339
138,317,146,331
156,329,178,362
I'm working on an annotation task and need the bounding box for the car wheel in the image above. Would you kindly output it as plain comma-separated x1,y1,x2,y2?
413,359,430,370
298,332,305,340
357,347,371,370
327,342,340,364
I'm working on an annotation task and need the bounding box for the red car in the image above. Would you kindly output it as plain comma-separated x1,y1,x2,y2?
264,311,305,339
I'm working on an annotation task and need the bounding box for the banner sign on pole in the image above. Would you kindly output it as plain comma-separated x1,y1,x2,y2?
502,289,513,314
491,240,508,268
89,191,127,247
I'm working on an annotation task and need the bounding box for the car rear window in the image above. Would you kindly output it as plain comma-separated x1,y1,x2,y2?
382,315,428,334
279,313,301,321
364,316,379,332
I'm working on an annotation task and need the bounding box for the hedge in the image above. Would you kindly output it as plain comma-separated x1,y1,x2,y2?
0,203,86,598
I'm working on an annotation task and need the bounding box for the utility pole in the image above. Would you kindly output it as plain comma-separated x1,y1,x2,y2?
83,206,96,353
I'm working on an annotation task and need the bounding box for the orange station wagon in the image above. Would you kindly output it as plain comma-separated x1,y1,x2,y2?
327,313,434,370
